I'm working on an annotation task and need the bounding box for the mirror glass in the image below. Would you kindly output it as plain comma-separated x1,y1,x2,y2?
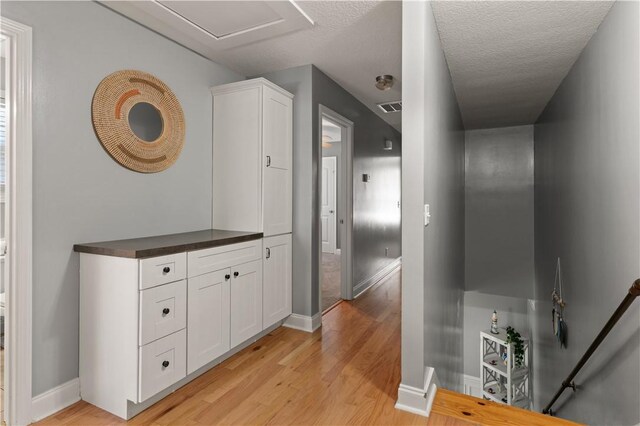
128,102,164,142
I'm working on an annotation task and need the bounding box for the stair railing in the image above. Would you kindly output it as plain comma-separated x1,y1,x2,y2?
543,279,640,415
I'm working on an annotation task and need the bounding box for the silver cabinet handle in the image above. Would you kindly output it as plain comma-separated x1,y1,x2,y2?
266,156,271,167
266,247,271,259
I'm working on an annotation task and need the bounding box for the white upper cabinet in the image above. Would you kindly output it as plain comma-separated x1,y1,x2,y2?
212,79,293,237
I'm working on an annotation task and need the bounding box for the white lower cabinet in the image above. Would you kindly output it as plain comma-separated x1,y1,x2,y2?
79,235,291,420
187,269,230,374
230,259,263,347
263,234,292,329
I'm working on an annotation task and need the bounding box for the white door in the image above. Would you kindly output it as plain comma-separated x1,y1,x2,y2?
263,86,292,236
262,234,292,329
187,269,230,374
230,259,263,348
321,156,337,254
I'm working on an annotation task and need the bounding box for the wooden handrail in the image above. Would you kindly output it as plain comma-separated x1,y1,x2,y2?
543,279,640,415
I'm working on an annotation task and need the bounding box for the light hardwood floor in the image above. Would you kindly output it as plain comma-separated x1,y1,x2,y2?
37,269,426,425
428,389,581,426
35,269,580,426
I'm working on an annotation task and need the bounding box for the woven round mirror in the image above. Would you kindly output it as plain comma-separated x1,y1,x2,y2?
92,70,185,173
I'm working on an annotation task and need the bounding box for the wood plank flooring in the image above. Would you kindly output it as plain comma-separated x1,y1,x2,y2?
428,389,582,426
36,269,426,425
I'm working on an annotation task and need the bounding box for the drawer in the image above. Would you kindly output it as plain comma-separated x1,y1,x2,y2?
140,253,186,290
139,329,186,402
140,280,187,346
188,239,262,278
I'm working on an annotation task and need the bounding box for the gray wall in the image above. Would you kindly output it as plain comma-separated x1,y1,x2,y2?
401,1,465,392
321,140,342,249
1,1,243,396
465,125,534,299
533,1,639,424
312,66,402,296
258,65,315,316
259,65,401,317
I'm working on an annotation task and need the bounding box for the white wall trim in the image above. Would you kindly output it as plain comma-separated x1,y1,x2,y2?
353,257,402,298
31,378,80,422
283,312,322,333
1,17,33,426
395,367,439,417
463,374,482,398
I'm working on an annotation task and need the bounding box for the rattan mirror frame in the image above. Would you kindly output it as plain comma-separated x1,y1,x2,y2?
92,70,185,173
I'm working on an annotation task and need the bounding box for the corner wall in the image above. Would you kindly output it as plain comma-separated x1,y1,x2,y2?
0,1,243,396
533,1,640,423
400,0,465,405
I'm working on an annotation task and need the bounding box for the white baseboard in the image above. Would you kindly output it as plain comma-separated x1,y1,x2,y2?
283,312,322,333
32,377,80,422
353,257,402,297
463,374,482,398
395,367,439,417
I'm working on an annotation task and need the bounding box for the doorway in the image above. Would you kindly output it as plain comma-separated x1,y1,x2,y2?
1,17,33,426
318,106,353,313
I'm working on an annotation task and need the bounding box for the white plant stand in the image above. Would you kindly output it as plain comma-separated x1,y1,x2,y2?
480,329,530,409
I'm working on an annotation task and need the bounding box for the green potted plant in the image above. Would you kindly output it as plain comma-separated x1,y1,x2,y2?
505,326,525,367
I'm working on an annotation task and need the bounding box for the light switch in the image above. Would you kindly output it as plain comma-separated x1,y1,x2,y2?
424,204,430,226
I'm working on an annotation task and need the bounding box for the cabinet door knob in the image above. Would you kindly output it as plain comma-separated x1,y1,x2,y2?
225,274,231,280
162,266,171,274
162,308,170,316
162,360,170,368
233,271,239,277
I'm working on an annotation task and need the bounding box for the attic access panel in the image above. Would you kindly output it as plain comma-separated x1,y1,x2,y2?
101,1,314,54
158,1,283,38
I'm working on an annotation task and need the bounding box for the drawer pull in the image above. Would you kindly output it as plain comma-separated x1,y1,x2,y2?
162,360,170,368
162,307,170,316
162,266,171,274
266,247,271,259
225,274,231,280
233,271,239,278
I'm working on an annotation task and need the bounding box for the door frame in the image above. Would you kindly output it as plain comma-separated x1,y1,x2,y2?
318,105,353,305
1,17,33,426
320,155,337,254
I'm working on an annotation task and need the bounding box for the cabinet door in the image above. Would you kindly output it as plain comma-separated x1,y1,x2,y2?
230,259,263,348
212,87,262,232
263,234,292,329
187,269,230,374
263,86,292,236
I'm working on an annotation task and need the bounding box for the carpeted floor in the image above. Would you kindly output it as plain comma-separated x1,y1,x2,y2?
322,252,341,312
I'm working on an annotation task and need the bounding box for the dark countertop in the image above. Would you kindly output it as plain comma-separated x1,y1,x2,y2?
73,229,263,259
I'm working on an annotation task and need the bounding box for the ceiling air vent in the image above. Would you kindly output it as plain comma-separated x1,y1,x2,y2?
377,101,402,113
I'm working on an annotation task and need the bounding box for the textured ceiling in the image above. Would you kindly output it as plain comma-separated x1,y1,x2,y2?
208,1,402,130
432,1,614,130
